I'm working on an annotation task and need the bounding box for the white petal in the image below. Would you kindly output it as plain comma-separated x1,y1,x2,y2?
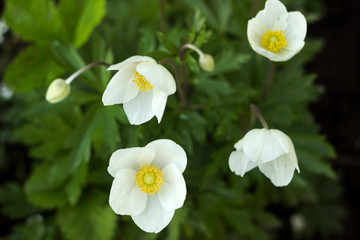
285,12,307,42
136,62,176,95
157,164,186,211
109,169,138,215
270,129,299,172
229,150,257,176
130,187,148,216
132,194,174,233
258,154,296,187
146,139,187,173
243,128,286,163
234,139,244,150
102,63,139,106
263,0,287,23
123,90,155,125
107,56,156,71
152,89,168,123
107,147,155,177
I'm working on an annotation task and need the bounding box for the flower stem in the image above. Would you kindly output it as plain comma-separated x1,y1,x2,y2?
250,103,269,129
157,59,186,108
262,60,274,98
65,61,111,85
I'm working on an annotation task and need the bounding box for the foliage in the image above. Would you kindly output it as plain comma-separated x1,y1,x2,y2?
0,0,344,239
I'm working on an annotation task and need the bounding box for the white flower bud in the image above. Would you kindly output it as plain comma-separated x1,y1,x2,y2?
199,54,214,72
45,79,70,103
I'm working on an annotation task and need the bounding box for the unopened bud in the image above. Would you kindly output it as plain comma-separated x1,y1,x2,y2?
45,79,70,103
199,54,214,72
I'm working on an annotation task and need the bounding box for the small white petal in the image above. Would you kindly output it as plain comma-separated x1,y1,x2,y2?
123,91,155,125
152,88,168,123
130,187,148,216
263,0,287,23
109,169,138,215
157,164,186,211
243,128,286,163
102,63,139,106
285,12,307,42
136,62,176,95
107,56,156,71
258,154,297,187
270,129,299,172
234,139,244,150
132,194,174,233
229,150,257,176
107,147,155,177
146,139,187,173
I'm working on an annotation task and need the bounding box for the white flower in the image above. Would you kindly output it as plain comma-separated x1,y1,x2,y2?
229,128,299,187
108,139,187,233
45,79,71,103
247,0,307,61
102,56,176,125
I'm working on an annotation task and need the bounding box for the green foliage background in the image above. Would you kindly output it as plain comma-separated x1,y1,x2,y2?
0,0,344,239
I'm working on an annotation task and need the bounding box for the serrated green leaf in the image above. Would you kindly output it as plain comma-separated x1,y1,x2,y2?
5,46,64,92
56,190,116,240
65,162,88,206
157,32,178,54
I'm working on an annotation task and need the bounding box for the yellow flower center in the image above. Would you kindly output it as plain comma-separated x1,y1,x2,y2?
136,165,163,195
261,30,287,53
132,72,154,92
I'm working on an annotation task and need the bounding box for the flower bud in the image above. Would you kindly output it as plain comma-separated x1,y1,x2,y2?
45,79,70,103
198,54,214,72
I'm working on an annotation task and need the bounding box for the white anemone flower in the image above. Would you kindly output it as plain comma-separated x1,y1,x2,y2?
229,128,299,187
247,0,307,61
108,139,187,233
102,56,176,125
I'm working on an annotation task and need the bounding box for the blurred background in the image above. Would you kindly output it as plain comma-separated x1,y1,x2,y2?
0,0,359,239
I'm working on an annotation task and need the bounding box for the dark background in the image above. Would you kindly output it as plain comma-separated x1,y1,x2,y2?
307,0,360,239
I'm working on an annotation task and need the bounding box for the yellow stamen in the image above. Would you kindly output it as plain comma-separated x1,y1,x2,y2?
132,72,154,92
136,165,163,195
261,30,287,53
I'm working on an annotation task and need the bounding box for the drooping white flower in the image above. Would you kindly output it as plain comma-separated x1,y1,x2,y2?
247,0,307,61
108,139,187,233
229,128,299,187
102,56,176,125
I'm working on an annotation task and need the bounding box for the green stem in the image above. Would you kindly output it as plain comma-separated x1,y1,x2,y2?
250,103,269,129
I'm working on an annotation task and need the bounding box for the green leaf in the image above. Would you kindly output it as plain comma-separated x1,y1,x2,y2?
5,46,64,92
0,182,38,219
25,159,70,208
56,190,116,240
157,32,178,54
58,0,106,47
65,162,88,206
4,0,66,43
65,104,102,170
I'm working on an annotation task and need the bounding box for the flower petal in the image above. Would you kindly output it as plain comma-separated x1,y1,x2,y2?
109,169,138,215
270,129,299,172
132,194,174,233
258,154,296,187
263,0,287,23
152,88,168,123
146,139,187,173
136,62,176,95
229,150,257,177
243,128,286,163
157,164,186,211
285,12,307,42
107,56,156,71
234,139,244,150
102,63,139,106
123,90,155,125
107,147,155,177
130,187,148,216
